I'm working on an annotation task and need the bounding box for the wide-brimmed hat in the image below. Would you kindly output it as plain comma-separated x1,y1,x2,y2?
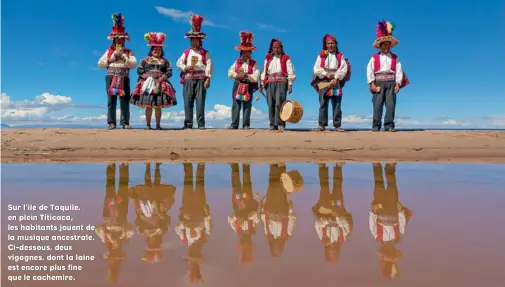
144,32,166,47
184,14,206,39
235,30,256,51
107,13,130,41
373,20,399,49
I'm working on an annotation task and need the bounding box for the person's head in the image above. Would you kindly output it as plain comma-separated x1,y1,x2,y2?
190,38,202,49
241,50,252,59
271,40,283,55
114,38,125,47
149,46,164,58
326,39,337,53
380,41,391,54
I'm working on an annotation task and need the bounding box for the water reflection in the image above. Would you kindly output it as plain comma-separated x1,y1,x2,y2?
369,163,413,278
227,163,260,265
259,164,298,257
5,161,503,285
129,163,176,264
312,163,353,262
95,163,133,283
175,163,211,282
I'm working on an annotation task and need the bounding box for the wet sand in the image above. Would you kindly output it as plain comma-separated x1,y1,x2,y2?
1,128,504,163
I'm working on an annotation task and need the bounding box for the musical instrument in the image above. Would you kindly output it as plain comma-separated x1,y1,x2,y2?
191,56,198,67
280,100,303,123
280,170,304,194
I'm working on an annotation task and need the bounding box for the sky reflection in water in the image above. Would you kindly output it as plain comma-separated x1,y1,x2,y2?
2,162,505,287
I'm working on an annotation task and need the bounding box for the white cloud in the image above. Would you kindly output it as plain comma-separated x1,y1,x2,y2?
155,6,224,28
256,23,288,33
3,94,504,129
1,92,73,121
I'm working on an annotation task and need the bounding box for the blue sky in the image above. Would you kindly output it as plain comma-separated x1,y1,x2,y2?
1,0,504,128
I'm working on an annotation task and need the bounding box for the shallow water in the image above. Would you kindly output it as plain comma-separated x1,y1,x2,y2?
2,162,505,286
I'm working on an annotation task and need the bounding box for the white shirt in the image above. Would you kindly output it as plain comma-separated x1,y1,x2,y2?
227,212,260,233
98,49,137,69
261,212,296,239
315,217,351,243
260,55,296,85
227,58,260,82
369,211,407,242
176,49,214,79
313,52,348,81
366,52,403,85
175,216,212,246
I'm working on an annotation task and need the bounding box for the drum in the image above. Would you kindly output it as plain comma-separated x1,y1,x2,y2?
280,170,304,194
280,100,303,123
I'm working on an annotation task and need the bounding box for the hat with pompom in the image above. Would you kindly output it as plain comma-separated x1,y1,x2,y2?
373,20,398,49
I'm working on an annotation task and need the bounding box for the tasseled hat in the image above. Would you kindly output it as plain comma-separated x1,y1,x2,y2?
235,30,256,51
373,20,398,49
144,32,166,47
322,34,337,50
107,13,130,41
184,14,206,39
267,38,283,54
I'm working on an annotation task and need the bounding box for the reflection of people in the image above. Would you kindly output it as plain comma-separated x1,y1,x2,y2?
369,163,413,278
129,163,176,263
227,163,260,264
175,163,211,282
260,164,296,257
95,163,134,284
312,163,353,262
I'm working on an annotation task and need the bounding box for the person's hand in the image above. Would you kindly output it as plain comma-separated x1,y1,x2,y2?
394,83,400,93
238,73,248,80
327,73,335,79
204,78,210,89
185,66,194,73
370,83,379,92
287,85,293,94
330,79,338,87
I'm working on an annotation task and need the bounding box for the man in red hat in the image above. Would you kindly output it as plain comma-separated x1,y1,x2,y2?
260,39,296,132
98,13,137,130
311,34,350,132
367,20,409,132
227,31,260,130
312,163,353,262
369,162,413,278
176,14,213,130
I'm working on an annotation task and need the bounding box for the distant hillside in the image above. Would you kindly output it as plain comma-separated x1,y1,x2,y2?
1,123,10,128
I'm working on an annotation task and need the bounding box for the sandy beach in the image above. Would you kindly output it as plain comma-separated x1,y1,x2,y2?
1,128,504,163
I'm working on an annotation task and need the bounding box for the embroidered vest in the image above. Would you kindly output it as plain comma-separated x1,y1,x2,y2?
372,52,409,88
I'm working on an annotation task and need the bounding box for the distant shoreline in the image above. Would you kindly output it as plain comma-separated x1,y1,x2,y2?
2,128,504,164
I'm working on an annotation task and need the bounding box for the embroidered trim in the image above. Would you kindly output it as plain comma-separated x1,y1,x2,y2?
267,72,287,82
107,67,130,76
375,73,395,81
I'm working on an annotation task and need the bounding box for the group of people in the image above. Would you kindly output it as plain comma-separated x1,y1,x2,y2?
98,13,409,132
97,162,411,283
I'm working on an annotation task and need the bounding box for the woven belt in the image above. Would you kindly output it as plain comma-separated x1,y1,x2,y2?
184,70,207,80
375,73,395,81
267,73,287,82
106,68,129,77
